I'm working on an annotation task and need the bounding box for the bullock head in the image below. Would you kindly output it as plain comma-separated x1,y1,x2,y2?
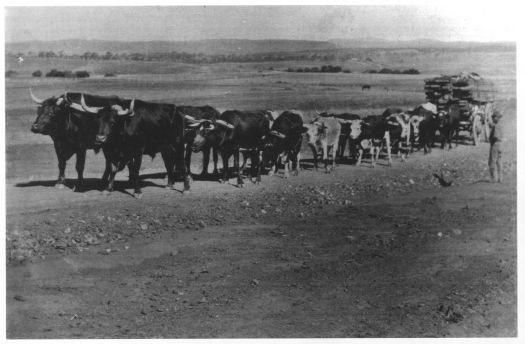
30,89,70,134
87,96,134,145
409,115,424,140
191,119,234,152
303,122,323,146
261,129,288,163
346,119,363,140
437,110,448,129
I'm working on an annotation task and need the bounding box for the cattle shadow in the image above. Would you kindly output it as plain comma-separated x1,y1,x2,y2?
14,172,175,195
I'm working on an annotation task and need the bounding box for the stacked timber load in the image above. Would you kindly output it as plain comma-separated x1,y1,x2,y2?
424,72,495,119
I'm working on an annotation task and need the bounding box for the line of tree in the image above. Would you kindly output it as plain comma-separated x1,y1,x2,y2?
365,68,420,75
7,50,351,64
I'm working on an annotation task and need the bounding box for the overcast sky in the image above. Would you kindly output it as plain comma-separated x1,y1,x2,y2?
5,5,518,43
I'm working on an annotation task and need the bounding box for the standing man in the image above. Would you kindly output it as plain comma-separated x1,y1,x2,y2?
488,111,504,183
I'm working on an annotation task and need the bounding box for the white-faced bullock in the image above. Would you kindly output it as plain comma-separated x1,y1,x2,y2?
29,89,124,191
353,115,393,167
303,117,341,173
258,111,306,180
81,96,189,198
179,105,221,178
191,110,270,187
319,112,362,160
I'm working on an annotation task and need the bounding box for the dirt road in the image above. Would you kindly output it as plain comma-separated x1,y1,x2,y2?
6,117,517,338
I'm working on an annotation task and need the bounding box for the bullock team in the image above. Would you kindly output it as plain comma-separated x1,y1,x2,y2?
29,89,494,198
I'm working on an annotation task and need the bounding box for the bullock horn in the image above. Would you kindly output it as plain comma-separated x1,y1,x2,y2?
215,119,234,129
184,115,206,123
80,94,103,114
29,88,44,104
270,130,286,139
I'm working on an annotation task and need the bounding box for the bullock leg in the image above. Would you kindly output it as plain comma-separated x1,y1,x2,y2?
101,154,111,189
184,143,193,180
234,147,244,188
102,163,119,196
161,149,176,190
291,152,300,176
338,135,347,159
131,153,143,198
385,132,392,166
357,148,363,166
219,150,230,184
308,144,318,171
54,144,74,189
255,155,265,184
322,142,330,173
200,147,211,178
212,147,219,176
73,149,86,192
250,150,260,182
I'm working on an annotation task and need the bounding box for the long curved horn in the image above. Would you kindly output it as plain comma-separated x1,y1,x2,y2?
184,115,205,123
215,119,234,129
29,88,44,104
270,130,286,139
80,94,103,114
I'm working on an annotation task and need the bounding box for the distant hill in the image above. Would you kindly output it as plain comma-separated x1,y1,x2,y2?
331,38,516,50
6,39,338,55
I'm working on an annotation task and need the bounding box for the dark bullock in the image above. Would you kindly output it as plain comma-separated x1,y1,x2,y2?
179,105,221,178
82,97,189,198
29,89,123,191
191,110,270,187
408,106,439,154
439,104,462,150
259,111,306,180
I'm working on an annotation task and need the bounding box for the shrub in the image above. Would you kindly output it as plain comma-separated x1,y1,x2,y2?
403,68,420,75
343,69,351,73
104,72,116,77
32,70,42,77
75,70,90,78
6,70,17,77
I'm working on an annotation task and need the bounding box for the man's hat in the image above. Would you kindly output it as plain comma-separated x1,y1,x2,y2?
492,111,503,119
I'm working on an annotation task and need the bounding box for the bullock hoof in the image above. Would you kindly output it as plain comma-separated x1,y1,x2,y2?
268,170,274,177
237,182,244,188
73,185,83,192
253,179,261,185
182,189,190,195
284,172,290,179
55,183,65,189
166,184,176,190
133,192,143,199
218,179,225,184
101,190,111,196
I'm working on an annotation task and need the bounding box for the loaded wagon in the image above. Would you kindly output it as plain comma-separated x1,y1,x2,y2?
424,72,496,145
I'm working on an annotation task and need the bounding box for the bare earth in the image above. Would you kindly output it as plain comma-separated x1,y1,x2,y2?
6,107,516,337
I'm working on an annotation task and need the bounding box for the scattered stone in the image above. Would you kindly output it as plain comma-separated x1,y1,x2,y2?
124,245,130,250
140,223,148,231
409,179,415,185
64,227,71,234
199,297,207,304
452,229,462,236
14,295,25,302
251,279,260,286
197,220,206,229
437,232,443,238
261,209,267,214
170,250,178,256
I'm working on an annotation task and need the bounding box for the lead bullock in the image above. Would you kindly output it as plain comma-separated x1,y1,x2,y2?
29,89,124,191
191,110,270,187
81,96,189,198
